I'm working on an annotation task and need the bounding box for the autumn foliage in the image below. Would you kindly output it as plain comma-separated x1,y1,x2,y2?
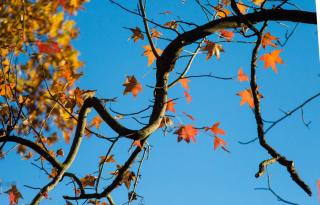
0,0,318,205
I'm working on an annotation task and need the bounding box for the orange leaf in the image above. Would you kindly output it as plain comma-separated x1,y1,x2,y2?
166,98,176,112
99,155,116,164
237,1,248,14
182,111,195,121
142,45,162,66
237,67,249,82
133,140,142,148
163,20,178,30
206,122,226,135
317,179,320,202
122,75,142,97
184,91,192,103
212,5,231,18
6,185,22,205
251,0,265,6
237,88,263,108
259,50,284,73
220,29,234,41
80,175,96,187
214,136,226,150
90,115,103,129
179,78,190,89
129,27,144,43
174,124,198,143
262,32,278,48
150,28,162,39
201,40,224,60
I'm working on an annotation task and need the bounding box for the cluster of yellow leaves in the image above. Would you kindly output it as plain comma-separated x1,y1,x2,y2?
0,1,93,173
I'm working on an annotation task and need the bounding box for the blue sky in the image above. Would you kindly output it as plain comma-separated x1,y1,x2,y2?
0,1,319,205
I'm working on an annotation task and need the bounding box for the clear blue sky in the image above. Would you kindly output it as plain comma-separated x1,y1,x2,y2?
0,1,319,205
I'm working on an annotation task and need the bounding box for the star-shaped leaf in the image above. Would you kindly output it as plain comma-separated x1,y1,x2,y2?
237,88,263,108
122,76,142,97
174,124,199,143
205,122,226,135
201,40,224,60
142,45,162,66
259,50,284,73
262,32,278,48
129,27,144,43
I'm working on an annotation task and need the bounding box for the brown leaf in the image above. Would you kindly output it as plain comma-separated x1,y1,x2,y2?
201,40,224,60
99,155,116,164
129,27,144,43
80,175,96,187
122,75,143,97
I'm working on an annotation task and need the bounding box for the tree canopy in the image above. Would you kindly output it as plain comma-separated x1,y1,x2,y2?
0,0,319,205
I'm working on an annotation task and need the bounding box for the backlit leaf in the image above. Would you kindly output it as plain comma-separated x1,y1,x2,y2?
237,67,249,82
259,50,284,73
142,45,162,66
174,124,199,143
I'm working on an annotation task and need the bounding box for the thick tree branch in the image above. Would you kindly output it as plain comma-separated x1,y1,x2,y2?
0,135,62,169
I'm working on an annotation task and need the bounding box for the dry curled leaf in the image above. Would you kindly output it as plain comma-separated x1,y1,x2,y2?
122,75,142,97
80,175,96,187
129,27,144,43
202,40,224,60
99,155,116,164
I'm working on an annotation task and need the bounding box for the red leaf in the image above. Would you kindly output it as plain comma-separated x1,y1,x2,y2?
237,67,249,82
206,122,226,135
179,78,190,89
220,29,234,41
166,98,176,112
133,140,142,148
182,111,195,121
174,124,198,143
36,41,61,54
214,136,226,150
184,91,192,103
